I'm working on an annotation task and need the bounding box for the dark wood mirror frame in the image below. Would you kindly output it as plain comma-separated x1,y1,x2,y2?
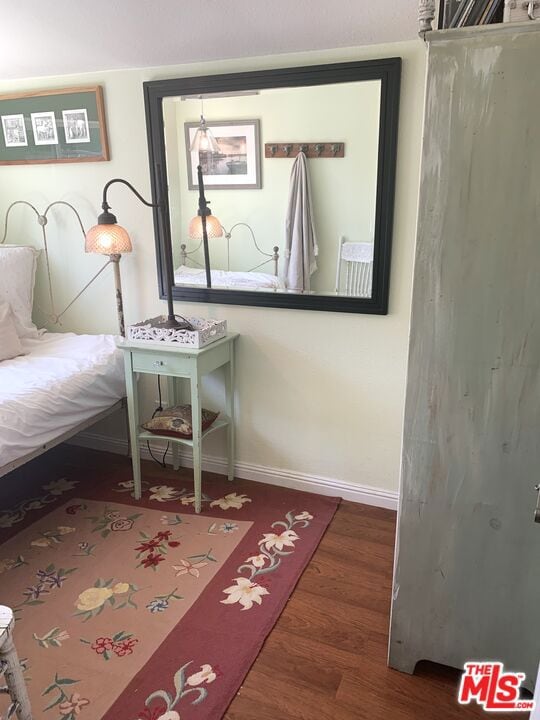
144,57,401,315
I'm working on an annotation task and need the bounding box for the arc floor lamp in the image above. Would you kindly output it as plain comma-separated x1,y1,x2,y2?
85,178,194,333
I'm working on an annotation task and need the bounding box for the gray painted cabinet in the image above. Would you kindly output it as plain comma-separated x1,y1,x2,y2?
389,26,540,691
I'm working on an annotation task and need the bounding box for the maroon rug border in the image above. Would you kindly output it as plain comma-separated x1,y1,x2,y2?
0,460,340,720
102,481,340,720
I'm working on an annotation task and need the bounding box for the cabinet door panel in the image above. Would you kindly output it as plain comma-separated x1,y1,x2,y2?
389,28,540,691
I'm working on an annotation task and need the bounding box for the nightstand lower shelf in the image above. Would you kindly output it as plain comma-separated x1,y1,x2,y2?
139,417,230,448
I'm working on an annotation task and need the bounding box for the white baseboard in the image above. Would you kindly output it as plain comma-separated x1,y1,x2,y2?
69,431,398,511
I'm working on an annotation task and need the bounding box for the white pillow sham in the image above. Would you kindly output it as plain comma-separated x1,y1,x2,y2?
0,245,40,338
0,301,24,361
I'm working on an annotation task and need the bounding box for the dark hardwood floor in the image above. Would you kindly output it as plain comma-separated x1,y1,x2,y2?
3,447,520,719
225,499,519,720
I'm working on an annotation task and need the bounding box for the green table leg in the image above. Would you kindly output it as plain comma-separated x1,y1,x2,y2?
190,370,202,514
167,376,180,471
124,356,142,500
225,348,235,482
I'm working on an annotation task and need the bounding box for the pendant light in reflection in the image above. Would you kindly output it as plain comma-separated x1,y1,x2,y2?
190,96,219,154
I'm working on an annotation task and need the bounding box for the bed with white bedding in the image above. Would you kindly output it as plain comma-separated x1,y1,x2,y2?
0,332,125,475
174,264,284,290
0,238,126,477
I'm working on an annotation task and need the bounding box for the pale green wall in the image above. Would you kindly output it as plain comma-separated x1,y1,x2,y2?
167,80,380,294
0,40,425,493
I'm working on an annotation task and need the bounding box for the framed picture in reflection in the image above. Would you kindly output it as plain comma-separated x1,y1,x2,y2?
184,119,261,190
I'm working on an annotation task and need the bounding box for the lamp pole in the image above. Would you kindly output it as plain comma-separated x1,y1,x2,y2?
110,254,125,336
196,165,212,289
98,178,190,330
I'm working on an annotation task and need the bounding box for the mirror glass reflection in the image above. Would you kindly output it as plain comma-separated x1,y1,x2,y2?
162,79,381,298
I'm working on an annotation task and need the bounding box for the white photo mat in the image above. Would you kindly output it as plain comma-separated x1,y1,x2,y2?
1,114,27,147
62,108,91,143
30,111,58,145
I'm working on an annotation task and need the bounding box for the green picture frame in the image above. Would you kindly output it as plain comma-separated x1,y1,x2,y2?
0,85,110,165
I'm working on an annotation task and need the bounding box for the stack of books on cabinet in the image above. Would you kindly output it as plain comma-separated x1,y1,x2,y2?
441,0,503,27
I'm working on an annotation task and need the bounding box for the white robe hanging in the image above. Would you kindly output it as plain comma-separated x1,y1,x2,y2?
283,151,318,292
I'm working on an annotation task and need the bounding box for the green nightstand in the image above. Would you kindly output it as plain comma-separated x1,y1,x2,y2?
117,333,238,513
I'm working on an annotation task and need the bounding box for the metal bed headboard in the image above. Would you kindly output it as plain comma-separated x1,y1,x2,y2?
180,222,279,277
1,200,116,327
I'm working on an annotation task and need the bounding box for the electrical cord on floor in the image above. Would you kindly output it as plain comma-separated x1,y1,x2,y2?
147,374,170,468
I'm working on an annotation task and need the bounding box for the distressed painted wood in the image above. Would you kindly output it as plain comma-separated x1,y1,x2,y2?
224,346,236,483
0,606,32,720
123,351,142,499
167,376,181,471
389,28,540,692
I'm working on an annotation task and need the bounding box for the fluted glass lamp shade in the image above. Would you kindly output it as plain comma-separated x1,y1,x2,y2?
188,214,223,240
190,116,220,154
85,223,133,254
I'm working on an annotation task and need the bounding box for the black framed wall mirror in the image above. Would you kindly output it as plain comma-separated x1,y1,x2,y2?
144,58,401,314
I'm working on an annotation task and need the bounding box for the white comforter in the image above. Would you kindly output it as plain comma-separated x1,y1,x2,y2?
174,265,283,290
0,332,125,470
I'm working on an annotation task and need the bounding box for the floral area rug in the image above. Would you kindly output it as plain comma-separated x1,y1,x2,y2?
0,460,339,720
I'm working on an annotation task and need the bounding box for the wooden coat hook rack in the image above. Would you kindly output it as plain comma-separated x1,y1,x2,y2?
264,142,345,159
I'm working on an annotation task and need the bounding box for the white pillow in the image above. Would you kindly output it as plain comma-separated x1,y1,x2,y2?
0,301,24,361
0,245,40,338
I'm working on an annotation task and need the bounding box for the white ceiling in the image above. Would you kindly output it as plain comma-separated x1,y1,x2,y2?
1,0,418,81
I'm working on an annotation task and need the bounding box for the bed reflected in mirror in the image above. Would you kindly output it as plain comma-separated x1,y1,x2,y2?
144,59,400,314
